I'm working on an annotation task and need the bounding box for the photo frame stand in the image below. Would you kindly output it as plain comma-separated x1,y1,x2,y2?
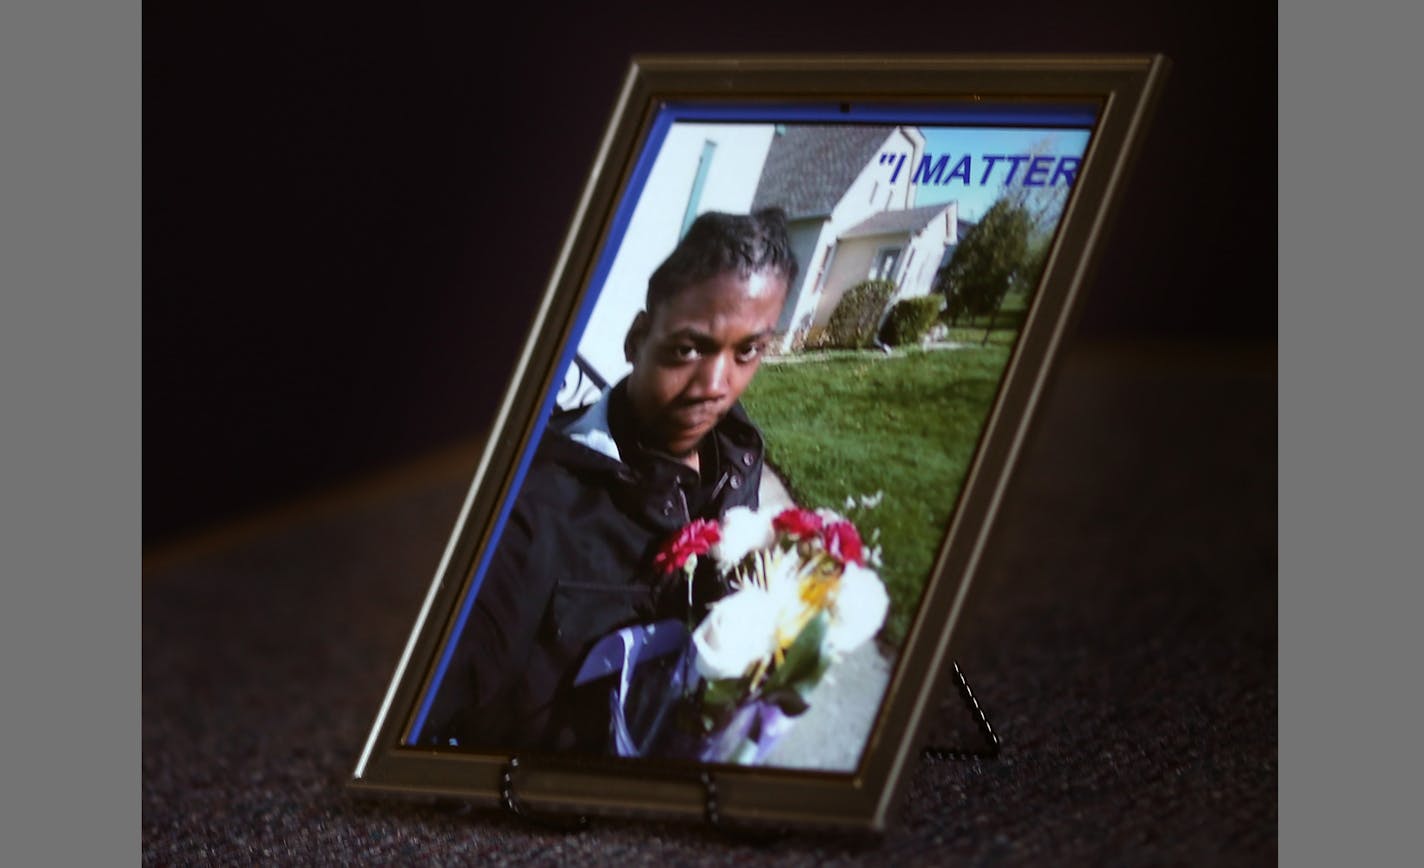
495,661,1001,837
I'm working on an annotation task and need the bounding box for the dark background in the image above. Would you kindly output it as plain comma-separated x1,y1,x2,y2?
142,2,1276,549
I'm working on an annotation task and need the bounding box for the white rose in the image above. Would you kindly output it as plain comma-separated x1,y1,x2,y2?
692,584,778,680
710,506,776,572
826,562,889,655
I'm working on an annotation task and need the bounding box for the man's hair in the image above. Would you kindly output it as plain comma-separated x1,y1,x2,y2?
646,209,800,313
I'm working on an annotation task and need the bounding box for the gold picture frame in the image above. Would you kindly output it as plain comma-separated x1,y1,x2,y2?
351,54,1167,833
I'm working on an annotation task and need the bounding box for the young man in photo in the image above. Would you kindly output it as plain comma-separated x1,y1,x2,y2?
423,209,798,754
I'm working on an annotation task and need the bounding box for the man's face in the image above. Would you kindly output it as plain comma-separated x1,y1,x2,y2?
625,268,788,459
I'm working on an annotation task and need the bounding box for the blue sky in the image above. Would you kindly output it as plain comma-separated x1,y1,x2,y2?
911,127,1093,222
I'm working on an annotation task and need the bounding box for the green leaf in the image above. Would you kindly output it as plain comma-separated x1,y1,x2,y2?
764,612,828,693
798,655,833,698
701,677,746,713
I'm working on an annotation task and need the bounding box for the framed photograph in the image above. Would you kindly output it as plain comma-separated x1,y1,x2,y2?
351,54,1167,833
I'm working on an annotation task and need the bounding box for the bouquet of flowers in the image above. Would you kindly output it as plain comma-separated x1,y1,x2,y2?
653,500,890,765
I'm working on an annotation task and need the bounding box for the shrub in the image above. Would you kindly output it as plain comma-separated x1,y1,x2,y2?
797,324,832,351
879,295,945,346
824,279,896,349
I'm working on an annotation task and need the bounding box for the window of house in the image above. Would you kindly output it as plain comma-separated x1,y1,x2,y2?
870,246,902,282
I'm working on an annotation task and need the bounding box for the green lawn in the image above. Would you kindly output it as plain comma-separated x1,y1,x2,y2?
945,327,1017,348
741,345,1013,648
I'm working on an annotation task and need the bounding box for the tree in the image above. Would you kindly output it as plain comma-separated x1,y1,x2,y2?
935,198,1033,344
936,136,1079,340
998,136,1076,249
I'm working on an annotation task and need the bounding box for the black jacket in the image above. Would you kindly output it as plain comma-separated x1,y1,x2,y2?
421,383,764,754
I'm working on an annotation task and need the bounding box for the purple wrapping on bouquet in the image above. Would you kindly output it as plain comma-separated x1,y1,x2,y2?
697,697,796,765
573,620,694,759
573,621,803,764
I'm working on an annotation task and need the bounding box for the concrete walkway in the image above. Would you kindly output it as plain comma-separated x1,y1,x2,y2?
762,641,894,772
753,465,895,772
756,462,795,514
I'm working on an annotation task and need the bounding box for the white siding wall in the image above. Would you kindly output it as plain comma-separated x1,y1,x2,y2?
776,219,823,334
813,236,891,327
895,202,958,302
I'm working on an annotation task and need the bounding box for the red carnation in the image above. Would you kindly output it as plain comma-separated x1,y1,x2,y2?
821,520,865,567
772,507,823,540
654,518,721,575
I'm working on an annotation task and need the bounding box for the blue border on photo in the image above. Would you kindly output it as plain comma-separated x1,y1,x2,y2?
406,98,1101,742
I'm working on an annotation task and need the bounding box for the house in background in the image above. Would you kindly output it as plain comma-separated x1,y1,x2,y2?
750,125,960,349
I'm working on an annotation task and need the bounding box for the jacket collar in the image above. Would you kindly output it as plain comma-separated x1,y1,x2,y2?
560,386,621,463
544,379,764,479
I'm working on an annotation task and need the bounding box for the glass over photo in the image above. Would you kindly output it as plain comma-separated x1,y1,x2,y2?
409,109,1095,772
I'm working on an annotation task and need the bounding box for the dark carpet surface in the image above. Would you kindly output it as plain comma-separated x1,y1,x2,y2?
142,342,1277,864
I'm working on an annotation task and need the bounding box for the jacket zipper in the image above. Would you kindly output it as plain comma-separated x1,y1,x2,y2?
708,470,730,503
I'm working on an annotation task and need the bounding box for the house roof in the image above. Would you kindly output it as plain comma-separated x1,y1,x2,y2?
840,202,956,239
750,126,894,218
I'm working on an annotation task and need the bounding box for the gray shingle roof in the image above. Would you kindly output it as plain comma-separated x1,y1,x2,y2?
750,125,895,218
841,202,955,239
